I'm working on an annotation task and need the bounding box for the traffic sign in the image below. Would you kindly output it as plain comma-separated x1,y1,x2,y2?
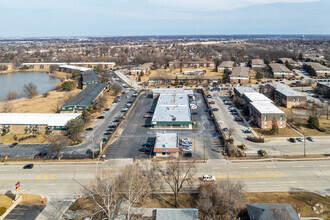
15,181,20,192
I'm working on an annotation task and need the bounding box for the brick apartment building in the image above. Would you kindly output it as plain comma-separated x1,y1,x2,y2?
303,62,330,77
0,113,80,135
249,102,286,129
263,83,307,108
148,75,219,86
218,61,235,71
316,82,330,98
233,86,256,104
269,63,293,78
230,67,250,84
251,59,266,68
168,61,215,69
0,63,15,72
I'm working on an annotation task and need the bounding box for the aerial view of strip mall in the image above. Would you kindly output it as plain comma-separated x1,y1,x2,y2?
0,0,329,219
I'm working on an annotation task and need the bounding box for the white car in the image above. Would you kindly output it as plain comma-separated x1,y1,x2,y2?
202,175,216,182
181,138,191,142
191,105,197,110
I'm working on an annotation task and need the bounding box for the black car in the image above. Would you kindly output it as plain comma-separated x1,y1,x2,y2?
23,164,34,169
139,147,151,152
231,112,239,115
191,112,198,115
40,152,47,158
97,116,105,119
113,119,121,123
109,124,117,128
146,110,154,114
142,124,154,128
86,127,94,131
10,143,18,148
142,143,154,147
105,108,110,111
104,132,112,136
107,128,115,132
289,138,296,143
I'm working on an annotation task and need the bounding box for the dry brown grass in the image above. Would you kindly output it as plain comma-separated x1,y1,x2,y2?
0,133,48,144
21,194,46,205
252,126,300,137
0,89,81,113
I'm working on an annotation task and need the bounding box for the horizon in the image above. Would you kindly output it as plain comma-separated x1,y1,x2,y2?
0,0,329,37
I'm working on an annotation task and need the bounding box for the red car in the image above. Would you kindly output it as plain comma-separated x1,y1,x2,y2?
34,152,42,159
209,101,215,104
235,117,243,122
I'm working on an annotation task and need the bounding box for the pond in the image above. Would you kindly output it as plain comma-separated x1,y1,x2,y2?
0,71,60,101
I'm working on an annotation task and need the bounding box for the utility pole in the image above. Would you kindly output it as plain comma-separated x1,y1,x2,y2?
304,135,306,157
204,136,206,162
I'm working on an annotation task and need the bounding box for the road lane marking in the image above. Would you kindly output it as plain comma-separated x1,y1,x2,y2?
13,208,28,210
0,173,58,181
214,171,283,179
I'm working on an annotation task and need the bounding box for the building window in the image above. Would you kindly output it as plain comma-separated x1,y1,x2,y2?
298,98,300,106
264,116,267,128
280,116,283,128
293,98,296,107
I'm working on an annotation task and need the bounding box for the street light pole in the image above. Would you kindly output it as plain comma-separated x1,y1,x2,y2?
304,135,306,157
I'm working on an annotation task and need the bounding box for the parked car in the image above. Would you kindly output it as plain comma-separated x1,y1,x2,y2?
121,108,129,112
228,107,236,111
191,105,197,110
296,137,304,142
147,110,154,114
97,116,105,119
143,114,153,118
139,147,151,152
289,138,296,143
86,127,94,131
104,132,112,136
231,111,238,115
50,152,57,159
212,107,219,111
181,138,191,143
107,128,115,132
142,124,154,128
235,117,243,122
242,128,252,133
132,93,138,97
9,143,18,148
109,124,117,128
306,136,314,142
40,152,47,158
191,112,198,115
207,95,212,98
202,175,216,182
142,143,154,147
224,100,231,105
23,164,34,169
34,152,42,159
113,119,121,123
209,101,215,104
229,108,237,112
223,128,229,132
105,108,110,111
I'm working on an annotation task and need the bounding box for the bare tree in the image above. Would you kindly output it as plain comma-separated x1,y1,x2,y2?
116,163,154,219
23,82,38,98
85,171,122,219
197,180,246,219
110,82,122,96
5,90,20,101
154,159,196,208
94,95,107,111
48,135,70,159
1,101,13,113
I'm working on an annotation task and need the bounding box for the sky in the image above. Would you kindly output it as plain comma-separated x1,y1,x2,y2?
0,0,329,37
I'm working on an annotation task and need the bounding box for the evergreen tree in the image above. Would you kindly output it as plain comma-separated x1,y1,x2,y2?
270,118,279,134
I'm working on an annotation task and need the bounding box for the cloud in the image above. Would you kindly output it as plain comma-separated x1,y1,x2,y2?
148,0,319,11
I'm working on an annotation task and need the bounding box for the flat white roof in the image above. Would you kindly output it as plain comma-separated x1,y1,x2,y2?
268,82,305,97
154,133,178,151
70,62,115,65
59,65,92,72
244,92,272,102
250,102,284,114
152,93,191,123
0,113,81,127
21,63,66,65
153,88,194,95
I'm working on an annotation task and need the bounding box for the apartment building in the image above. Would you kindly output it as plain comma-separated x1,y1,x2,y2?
169,61,214,69
218,61,235,71
269,63,293,78
0,113,80,135
264,83,307,108
0,63,15,72
251,59,266,68
148,76,219,86
303,62,330,77
249,102,286,129
130,62,153,74
230,67,250,84
316,82,330,98
60,83,108,113
233,86,257,104
278,58,299,67
81,71,102,89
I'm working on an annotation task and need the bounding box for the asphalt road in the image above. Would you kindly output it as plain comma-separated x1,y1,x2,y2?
0,159,329,196
104,91,222,159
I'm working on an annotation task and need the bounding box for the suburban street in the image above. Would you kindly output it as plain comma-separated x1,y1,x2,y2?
0,159,329,196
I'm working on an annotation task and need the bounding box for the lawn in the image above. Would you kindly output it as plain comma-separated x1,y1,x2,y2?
0,133,48,144
0,89,81,113
252,125,300,137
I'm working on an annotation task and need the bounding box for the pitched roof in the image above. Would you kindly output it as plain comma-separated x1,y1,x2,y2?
219,61,235,68
252,59,265,65
247,204,300,220
156,208,199,220
231,67,250,77
269,63,291,73
81,71,101,83
61,83,107,108
304,62,330,71
267,82,305,97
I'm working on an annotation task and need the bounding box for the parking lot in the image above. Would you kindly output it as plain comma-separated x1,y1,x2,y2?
5,205,45,220
104,90,223,159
